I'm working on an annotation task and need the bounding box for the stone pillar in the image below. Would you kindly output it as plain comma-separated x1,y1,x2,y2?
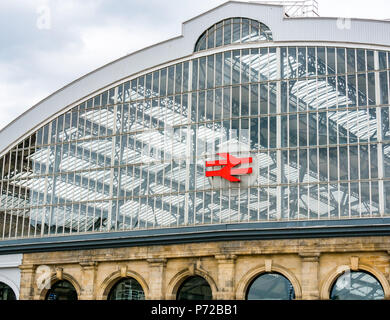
147,258,167,300
299,253,320,300
79,261,98,300
387,251,390,283
19,264,36,300
215,254,237,300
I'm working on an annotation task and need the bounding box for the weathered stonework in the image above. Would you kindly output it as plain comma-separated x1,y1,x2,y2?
18,236,390,300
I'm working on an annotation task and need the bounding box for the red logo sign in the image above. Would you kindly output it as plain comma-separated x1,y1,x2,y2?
205,153,253,182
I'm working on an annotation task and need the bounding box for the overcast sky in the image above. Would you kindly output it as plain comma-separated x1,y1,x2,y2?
1,0,389,131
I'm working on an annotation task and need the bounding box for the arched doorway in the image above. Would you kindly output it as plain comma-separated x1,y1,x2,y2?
330,270,385,300
45,280,78,300
246,273,295,300
0,282,16,300
177,276,212,300
108,277,145,300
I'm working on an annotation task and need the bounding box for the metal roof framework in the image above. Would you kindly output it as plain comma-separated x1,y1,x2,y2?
0,46,382,236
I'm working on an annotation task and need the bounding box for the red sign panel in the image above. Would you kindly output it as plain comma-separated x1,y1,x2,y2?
205,153,253,182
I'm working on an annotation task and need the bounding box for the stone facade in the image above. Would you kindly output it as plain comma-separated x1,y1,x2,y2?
18,236,390,300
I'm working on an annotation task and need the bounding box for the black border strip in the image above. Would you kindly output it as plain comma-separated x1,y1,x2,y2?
1,218,390,254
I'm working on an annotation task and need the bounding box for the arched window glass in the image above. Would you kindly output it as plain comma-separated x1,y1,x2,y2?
194,17,273,52
45,280,78,300
0,45,387,240
330,270,385,300
247,273,295,300
0,282,16,300
108,277,145,300
177,276,212,300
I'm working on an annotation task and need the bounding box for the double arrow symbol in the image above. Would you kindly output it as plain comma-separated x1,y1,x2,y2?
205,153,253,182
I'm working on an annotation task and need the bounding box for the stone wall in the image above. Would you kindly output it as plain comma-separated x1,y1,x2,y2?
18,236,390,300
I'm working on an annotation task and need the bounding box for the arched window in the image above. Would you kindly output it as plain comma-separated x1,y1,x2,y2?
108,277,145,300
45,280,78,300
0,282,16,300
194,17,273,52
246,273,295,300
177,276,212,300
330,270,385,300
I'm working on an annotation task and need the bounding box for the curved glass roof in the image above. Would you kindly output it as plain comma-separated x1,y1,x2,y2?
194,17,273,52
1,45,390,240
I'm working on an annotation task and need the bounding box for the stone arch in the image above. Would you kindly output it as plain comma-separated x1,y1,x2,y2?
166,268,218,300
0,274,19,300
235,263,302,300
320,263,390,300
38,273,81,300
97,270,149,300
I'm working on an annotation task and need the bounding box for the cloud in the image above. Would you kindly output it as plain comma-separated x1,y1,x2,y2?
0,0,387,132
0,0,228,130
0,76,49,130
